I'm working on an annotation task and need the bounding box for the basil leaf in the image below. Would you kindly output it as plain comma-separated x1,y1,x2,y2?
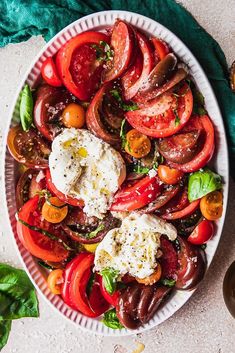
102,309,123,329
20,84,33,131
173,110,181,126
122,103,139,112
100,268,119,294
188,168,222,202
86,273,95,297
192,87,207,116
0,264,39,320
161,278,176,287
110,90,139,111
133,164,150,174
0,320,12,350
86,224,104,239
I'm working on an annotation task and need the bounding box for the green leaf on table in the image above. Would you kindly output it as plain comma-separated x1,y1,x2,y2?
0,263,39,320
20,84,34,131
0,320,12,350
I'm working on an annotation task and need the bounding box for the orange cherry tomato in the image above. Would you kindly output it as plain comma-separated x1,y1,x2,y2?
42,197,68,223
158,165,184,185
125,129,151,158
200,190,223,220
62,103,85,128
136,263,162,285
47,269,64,295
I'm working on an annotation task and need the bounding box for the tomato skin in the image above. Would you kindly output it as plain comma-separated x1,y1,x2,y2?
98,275,120,307
152,38,169,61
169,115,215,172
56,31,109,100
46,169,83,207
188,220,214,245
17,196,69,262
122,31,154,100
41,57,62,87
126,82,193,138
110,176,162,212
158,165,184,185
103,20,134,82
162,199,200,220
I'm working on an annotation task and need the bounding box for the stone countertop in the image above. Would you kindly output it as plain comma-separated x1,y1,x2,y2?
0,1,235,352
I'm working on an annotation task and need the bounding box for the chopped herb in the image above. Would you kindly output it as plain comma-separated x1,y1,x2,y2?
37,261,54,270
102,308,124,329
133,164,150,174
17,218,73,251
100,267,119,294
173,238,181,252
86,224,104,239
110,89,139,111
91,41,114,62
86,272,95,296
161,278,176,287
201,244,207,250
174,110,181,126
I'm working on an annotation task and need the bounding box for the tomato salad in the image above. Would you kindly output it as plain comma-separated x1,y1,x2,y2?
8,20,223,330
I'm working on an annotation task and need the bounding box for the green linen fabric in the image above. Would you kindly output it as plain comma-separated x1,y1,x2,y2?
0,0,234,174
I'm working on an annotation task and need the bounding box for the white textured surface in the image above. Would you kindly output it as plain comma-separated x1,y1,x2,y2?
0,0,235,352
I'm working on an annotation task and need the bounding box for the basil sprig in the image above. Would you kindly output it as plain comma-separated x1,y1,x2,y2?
100,267,119,294
20,84,34,131
102,308,124,329
188,168,222,202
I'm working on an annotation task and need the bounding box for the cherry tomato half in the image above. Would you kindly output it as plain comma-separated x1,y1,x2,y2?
158,165,184,185
42,197,68,224
125,129,151,159
47,269,64,294
41,57,62,87
200,191,223,220
188,219,214,245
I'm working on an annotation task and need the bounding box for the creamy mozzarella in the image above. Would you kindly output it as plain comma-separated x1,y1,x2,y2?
94,213,177,279
49,128,126,219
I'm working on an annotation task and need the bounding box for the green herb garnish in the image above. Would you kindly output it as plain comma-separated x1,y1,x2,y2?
110,89,139,112
133,164,150,174
161,278,176,287
37,261,54,270
102,308,124,329
100,268,119,294
20,84,34,131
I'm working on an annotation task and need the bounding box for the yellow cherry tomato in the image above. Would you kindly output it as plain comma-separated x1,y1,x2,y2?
200,190,223,220
83,242,100,253
47,269,64,295
125,129,151,159
42,197,68,223
62,103,85,128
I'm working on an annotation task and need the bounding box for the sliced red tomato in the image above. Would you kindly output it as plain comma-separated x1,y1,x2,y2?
103,20,134,82
7,126,50,169
152,38,169,61
110,176,162,212
56,31,109,100
157,130,200,164
162,199,200,220
86,84,121,145
168,115,215,172
41,57,62,87
34,85,74,141
121,53,142,98
126,82,193,138
16,196,69,262
159,236,178,278
188,219,214,245
64,254,109,317
98,275,120,307
175,236,207,290
159,185,189,214
61,253,88,309
122,32,154,100
46,169,83,207
16,169,46,209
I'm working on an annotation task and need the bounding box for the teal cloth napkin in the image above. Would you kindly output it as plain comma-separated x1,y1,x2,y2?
0,0,234,175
